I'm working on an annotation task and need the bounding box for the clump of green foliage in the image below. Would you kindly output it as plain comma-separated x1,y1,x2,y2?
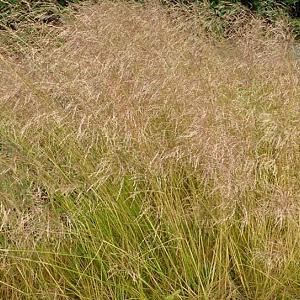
209,0,300,35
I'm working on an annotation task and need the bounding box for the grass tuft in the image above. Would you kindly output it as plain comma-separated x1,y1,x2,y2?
0,1,300,299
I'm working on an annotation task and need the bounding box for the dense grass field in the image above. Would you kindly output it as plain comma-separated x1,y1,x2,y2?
0,1,300,299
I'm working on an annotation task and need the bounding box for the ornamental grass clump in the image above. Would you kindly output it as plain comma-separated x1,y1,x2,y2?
0,1,299,299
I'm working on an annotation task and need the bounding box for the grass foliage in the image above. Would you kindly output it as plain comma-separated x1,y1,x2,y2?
0,1,300,299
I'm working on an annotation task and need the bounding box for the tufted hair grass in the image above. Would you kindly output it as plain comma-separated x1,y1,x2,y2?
0,1,299,299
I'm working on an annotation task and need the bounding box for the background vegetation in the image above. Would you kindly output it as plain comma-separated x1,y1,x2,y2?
0,0,300,35
0,0,300,299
